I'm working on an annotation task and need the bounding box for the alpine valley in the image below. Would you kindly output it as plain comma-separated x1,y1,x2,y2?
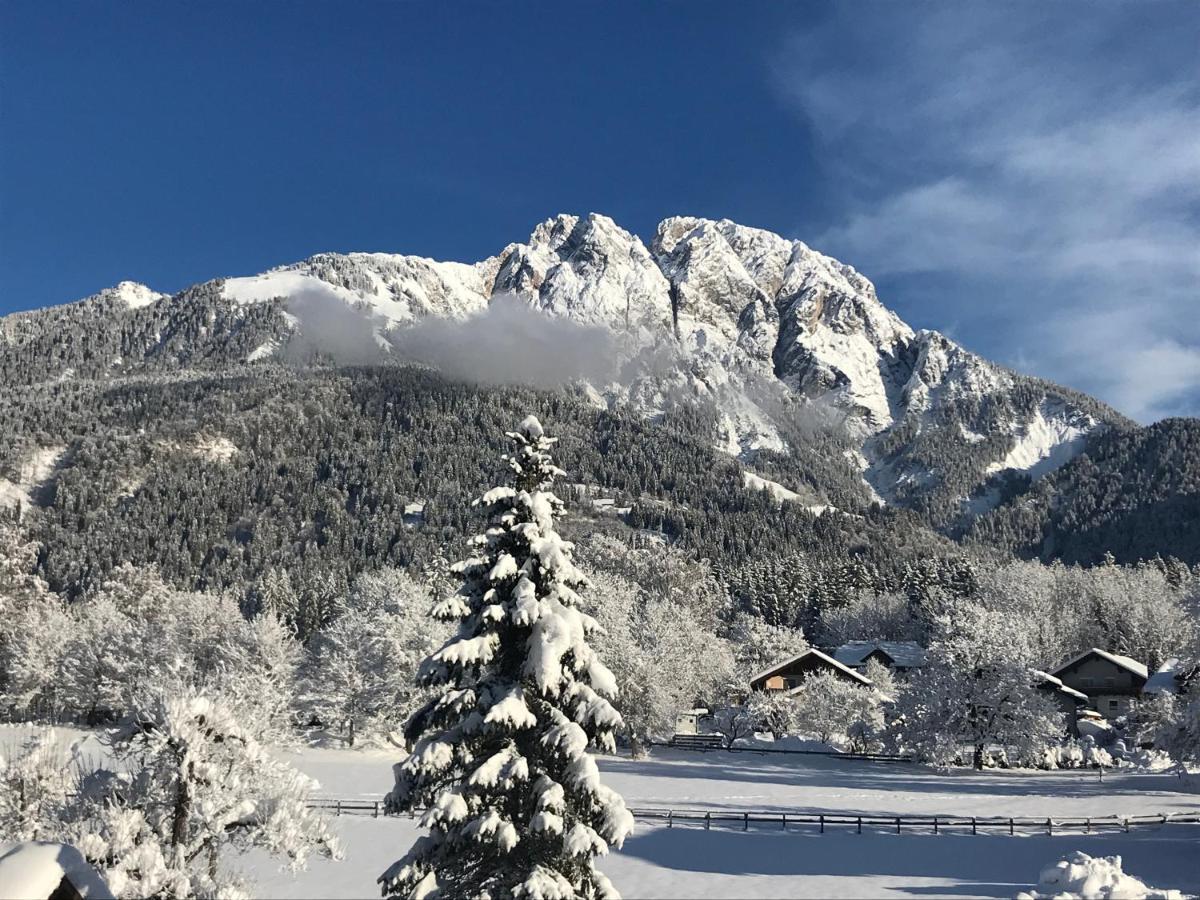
2,213,1198,607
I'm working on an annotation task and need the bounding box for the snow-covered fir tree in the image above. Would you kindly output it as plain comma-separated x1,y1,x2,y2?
380,415,633,900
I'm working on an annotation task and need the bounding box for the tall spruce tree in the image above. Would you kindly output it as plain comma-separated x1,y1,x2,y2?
380,416,633,900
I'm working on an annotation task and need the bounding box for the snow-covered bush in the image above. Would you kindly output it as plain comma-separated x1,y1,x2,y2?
381,416,633,899
71,689,340,899
1016,851,1182,899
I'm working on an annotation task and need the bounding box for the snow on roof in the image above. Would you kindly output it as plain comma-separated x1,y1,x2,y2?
1049,648,1149,681
0,842,114,900
832,641,927,669
751,648,873,688
1144,658,1183,695
1033,670,1089,702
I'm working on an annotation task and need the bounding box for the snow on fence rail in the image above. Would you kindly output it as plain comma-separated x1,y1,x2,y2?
306,800,1200,836
652,739,914,762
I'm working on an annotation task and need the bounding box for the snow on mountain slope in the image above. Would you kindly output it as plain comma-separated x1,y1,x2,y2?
986,399,1095,479
110,281,166,309
4,212,1126,524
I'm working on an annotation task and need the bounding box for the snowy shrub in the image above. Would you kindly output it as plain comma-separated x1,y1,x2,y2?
1016,851,1182,899
381,416,632,899
69,689,340,899
789,671,882,749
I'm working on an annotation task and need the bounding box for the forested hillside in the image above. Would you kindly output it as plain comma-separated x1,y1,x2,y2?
970,417,1200,565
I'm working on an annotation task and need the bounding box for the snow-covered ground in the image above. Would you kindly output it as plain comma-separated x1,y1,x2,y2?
281,745,1199,821
9,728,1198,898
242,816,1200,900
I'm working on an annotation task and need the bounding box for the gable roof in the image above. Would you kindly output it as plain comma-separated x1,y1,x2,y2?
1049,648,1149,681
751,647,873,688
1032,669,1089,702
833,640,927,669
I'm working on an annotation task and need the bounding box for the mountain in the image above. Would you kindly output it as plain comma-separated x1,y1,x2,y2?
3,212,1193,570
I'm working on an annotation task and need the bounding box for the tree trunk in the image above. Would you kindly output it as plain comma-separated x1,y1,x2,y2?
347,717,356,748
973,744,985,770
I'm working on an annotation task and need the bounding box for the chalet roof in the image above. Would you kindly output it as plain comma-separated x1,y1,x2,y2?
1032,669,1089,702
1144,659,1183,695
1049,648,1149,681
751,647,873,689
833,641,927,669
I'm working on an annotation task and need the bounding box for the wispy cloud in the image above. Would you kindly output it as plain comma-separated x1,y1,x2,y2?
772,3,1200,422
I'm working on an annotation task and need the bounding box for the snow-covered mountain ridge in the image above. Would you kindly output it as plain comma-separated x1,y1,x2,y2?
1,212,1131,527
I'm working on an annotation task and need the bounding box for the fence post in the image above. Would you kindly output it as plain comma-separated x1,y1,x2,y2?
336,800,341,817
971,817,976,836
374,801,380,818
781,813,786,831
1086,817,1091,834
857,816,862,835
1009,818,1014,836
819,814,824,834
744,812,749,832
896,817,901,835
667,810,673,829
1124,818,1130,833
1047,817,1052,836
933,816,938,835
705,812,711,831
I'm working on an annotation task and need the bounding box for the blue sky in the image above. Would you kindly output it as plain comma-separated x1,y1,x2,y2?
1,2,1196,421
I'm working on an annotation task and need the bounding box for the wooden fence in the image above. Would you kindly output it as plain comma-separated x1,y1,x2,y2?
307,799,1200,836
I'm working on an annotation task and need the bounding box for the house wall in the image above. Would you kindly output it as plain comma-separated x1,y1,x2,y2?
755,657,864,691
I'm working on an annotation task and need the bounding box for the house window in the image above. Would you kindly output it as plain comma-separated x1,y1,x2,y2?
1108,699,1119,712
1081,677,1095,688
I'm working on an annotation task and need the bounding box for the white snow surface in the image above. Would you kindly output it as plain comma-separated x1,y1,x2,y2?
1017,850,1183,899
0,445,64,514
986,401,1095,479
107,281,164,310
5,728,1198,900
0,842,114,900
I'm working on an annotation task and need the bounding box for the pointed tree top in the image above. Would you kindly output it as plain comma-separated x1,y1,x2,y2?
518,414,545,440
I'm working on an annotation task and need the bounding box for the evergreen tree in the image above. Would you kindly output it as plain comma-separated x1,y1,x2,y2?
381,416,633,900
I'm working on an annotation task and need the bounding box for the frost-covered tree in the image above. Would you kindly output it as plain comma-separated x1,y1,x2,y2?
381,416,633,900
301,569,447,747
789,671,881,746
892,603,1063,768
744,691,797,741
587,568,734,749
0,730,77,841
72,690,339,898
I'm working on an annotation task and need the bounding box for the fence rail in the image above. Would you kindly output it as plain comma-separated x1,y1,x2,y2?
652,739,913,763
307,799,1200,836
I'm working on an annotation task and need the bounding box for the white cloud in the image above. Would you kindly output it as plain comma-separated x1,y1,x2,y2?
772,3,1200,422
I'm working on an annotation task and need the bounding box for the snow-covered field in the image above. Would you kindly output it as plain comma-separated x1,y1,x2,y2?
280,744,1199,820
9,727,1198,898
245,816,1200,900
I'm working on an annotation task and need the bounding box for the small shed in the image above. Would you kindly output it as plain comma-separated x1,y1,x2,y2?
0,842,113,900
673,708,712,736
750,648,874,692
